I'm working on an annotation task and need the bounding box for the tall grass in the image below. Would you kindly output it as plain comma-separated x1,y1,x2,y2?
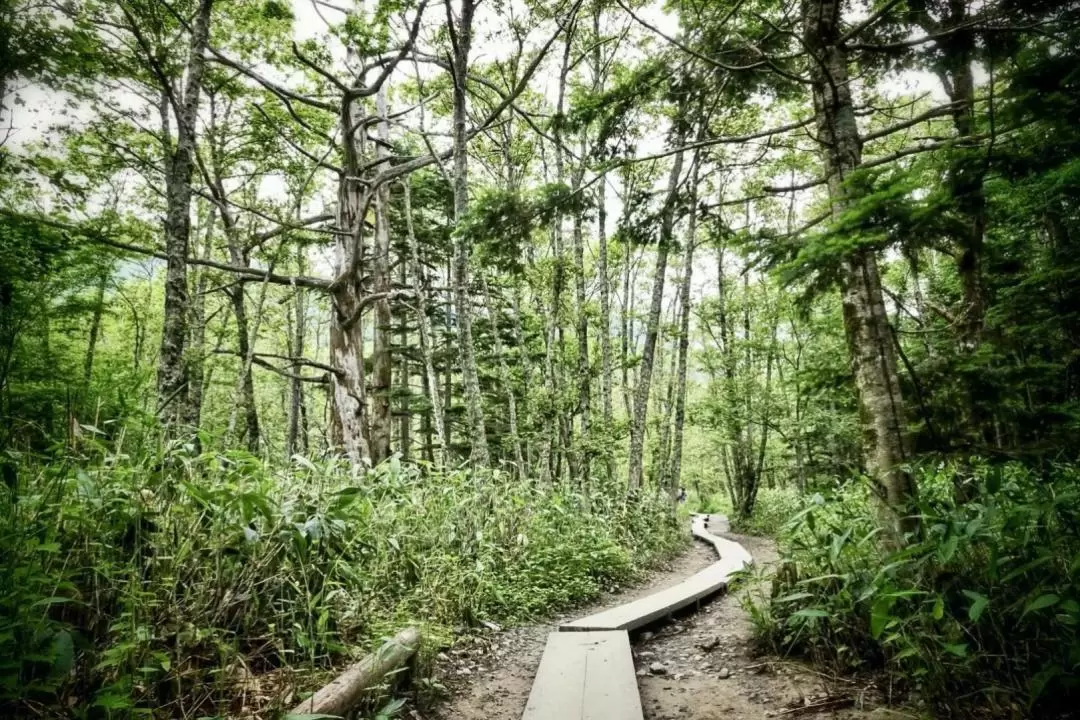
748,462,1080,718
0,434,684,717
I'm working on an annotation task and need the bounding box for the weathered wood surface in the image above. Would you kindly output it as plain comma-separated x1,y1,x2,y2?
560,562,733,631
290,626,420,717
521,631,643,720
520,515,750,719
561,514,750,632
692,514,753,568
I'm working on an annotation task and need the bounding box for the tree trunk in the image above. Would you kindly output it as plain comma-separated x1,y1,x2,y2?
911,0,986,345
669,152,700,493
329,99,372,464
620,177,635,421
628,147,684,490
805,0,915,541
156,0,214,428
480,275,526,475
593,6,613,442
287,246,308,459
448,0,490,466
83,269,109,387
185,207,215,432
404,179,449,465
369,85,394,465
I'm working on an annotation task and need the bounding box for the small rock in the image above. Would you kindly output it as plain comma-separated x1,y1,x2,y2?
637,669,649,677
638,650,657,659
673,673,684,680
649,662,667,675
640,631,655,642
480,620,502,632
718,667,731,679
458,667,472,676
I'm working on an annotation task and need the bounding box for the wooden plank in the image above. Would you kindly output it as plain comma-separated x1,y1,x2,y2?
521,631,643,720
692,514,753,567
560,562,734,631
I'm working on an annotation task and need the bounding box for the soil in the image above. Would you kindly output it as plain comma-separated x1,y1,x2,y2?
424,531,903,720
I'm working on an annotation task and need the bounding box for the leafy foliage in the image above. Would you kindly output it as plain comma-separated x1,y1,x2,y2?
0,436,683,716
750,463,1080,716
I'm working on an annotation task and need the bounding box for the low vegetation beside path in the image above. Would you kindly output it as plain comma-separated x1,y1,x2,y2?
742,463,1080,719
0,441,684,717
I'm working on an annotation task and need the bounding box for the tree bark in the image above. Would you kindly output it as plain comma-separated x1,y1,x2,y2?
287,246,309,460
290,628,421,717
83,269,109,387
669,152,700,494
369,84,394,465
185,207,215,432
404,178,448,465
805,0,915,541
329,98,373,463
593,6,613,441
480,274,526,475
628,146,684,490
448,0,490,466
156,0,214,428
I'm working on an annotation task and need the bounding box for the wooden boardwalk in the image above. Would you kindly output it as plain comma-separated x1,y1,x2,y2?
520,514,751,719
521,632,643,719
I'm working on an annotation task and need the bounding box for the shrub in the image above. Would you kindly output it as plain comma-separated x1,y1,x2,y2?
0,438,684,717
750,462,1080,717
731,485,803,536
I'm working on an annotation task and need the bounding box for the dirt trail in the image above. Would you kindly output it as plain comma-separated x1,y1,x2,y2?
427,533,894,720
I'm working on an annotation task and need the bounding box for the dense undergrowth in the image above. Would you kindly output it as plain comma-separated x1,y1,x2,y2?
0,433,684,718
749,462,1080,718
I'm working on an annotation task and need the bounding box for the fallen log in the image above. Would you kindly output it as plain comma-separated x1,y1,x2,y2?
290,627,421,717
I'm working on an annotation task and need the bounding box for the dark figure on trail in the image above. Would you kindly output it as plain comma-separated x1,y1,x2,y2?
677,487,687,504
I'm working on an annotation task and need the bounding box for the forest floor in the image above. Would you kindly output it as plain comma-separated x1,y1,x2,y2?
426,532,906,720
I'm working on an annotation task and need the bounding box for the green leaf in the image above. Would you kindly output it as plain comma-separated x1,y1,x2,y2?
870,599,894,640
1023,593,1060,616
962,590,989,622
791,609,829,618
942,642,968,657
50,631,74,676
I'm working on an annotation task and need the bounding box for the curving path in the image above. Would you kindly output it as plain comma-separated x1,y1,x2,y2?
520,514,752,720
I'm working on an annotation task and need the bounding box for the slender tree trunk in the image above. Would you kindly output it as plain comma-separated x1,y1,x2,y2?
207,99,260,452
404,179,449,465
398,239,411,461
593,7,613,443
669,152,700,494
448,0,490,466
287,247,308,459
620,182,634,421
481,275,526,475
912,0,986,345
83,270,109,387
572,176,590,480
369,85,394,465
805,0,915,541
185,208,215,432
156,0,214,427
628,147,684,490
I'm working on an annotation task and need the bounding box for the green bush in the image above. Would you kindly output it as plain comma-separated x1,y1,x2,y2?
750,462,1080,717
0,438,684,717
731,486,803,536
